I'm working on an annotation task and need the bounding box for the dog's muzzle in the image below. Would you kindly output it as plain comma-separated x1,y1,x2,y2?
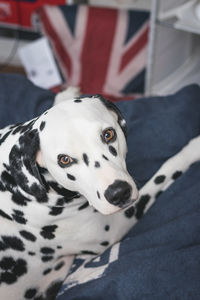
104,180,132,207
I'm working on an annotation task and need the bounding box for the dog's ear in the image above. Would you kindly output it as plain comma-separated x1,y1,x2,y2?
96,95,127,138
9,129,47,203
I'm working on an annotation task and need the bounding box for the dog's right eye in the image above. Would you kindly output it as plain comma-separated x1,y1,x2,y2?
58,154,72,167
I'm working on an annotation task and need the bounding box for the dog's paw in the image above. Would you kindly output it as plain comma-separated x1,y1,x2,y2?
54,86,81,106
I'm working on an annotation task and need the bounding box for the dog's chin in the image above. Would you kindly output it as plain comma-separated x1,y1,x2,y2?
92,199,135,215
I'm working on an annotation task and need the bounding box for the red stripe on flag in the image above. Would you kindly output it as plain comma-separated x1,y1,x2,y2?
80,7,118,94
38,7,72,79
119,24,149,73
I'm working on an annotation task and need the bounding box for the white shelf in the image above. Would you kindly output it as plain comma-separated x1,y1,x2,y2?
158,0,200,36
151,50,200,95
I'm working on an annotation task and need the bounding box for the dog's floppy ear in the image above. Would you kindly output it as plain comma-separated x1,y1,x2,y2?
96,94,128,138
9,129,47,203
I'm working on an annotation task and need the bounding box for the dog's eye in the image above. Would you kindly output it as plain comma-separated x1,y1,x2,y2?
103,128,116,143
58,154,72,167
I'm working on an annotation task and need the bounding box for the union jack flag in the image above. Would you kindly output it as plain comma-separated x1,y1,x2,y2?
38,5,149,101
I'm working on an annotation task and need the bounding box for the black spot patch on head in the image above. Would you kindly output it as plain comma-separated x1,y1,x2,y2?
172,171,182,180
40,247,55,254
135,194,151,219
24,288,37,299
0,209,12,221
19,230,37,242
74,99,82,103
95,161,100,168
104,225,110,231
0,256,27,284
124,206,135,218
96,94,128,138
81,250,98,255
78,201,89,210
154,175,166,184
108,145,117,156
43,268,52,276
40,225,58,240
2,236,25,251
102,154,109,161
100,241,109,247
39,121,46,131
49,206,64,216
97,191,101,199
54,261,65,271
12,210,27,224
83,153,89,166
67,173,76,181
28,252,35,256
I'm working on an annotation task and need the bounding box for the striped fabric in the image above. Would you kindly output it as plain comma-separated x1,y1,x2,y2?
38,5,149,101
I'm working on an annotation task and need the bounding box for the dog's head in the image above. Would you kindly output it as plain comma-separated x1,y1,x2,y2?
9,95,138,214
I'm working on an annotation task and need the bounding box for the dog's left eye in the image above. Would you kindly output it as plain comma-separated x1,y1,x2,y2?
58,154,73,167
103,128,116,143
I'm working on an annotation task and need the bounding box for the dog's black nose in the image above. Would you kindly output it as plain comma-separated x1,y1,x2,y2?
104,180,132,207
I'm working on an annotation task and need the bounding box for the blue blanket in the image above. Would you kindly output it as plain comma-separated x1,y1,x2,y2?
1,74,200,299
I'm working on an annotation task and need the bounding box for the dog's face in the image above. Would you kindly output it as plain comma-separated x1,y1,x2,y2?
36,95,138,215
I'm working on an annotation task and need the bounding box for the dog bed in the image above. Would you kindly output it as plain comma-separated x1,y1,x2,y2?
0,74,200,299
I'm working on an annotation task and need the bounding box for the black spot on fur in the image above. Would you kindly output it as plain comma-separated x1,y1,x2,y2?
57,245,62,249
154,175,166,184
39,121,46,131
0,130,12,146
48,181,80,201
40,225,58,240
104,225,110,231
11,191,30,207
0,256,27,284
40,247,55,254
44,280,63,300
78,201,89,210
97,94,127,138
24,288,37,299
83,153,89,166
41,256,54,262
28,252,35,256
12,209,27,224
43,268,52,276
1,236,25,251
135,194,151,219
0,209,12,221
19,230,37,242
95,161,100,168
97,191,101,199
102,154,109,161
124,206,135,218
67,173,76,181
54,261,65,271
9,129,47,203
100,241,109,247
49,206,64,216
172,171,182,180
74,99,82,103
108,145,117,156
81,250,98,255
156,191,163,199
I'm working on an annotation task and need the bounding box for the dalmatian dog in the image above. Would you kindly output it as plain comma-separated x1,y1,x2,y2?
0,88,199,300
